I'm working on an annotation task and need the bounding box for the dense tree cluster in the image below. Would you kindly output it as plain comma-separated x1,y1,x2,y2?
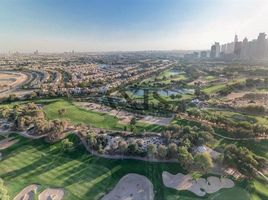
0,103,69,142
187,108,268,138
223,144,266,178
0,103,45,131
218,78,268,96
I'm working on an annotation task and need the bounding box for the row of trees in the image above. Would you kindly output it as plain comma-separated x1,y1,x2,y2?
187,108,268,138
218,78,268,96
223,144,267,178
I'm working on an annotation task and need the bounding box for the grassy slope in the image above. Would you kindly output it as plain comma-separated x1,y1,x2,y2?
44,99,122,129
43,99,165,132
0,135,251,200
206,109,268,127
203,78,246,94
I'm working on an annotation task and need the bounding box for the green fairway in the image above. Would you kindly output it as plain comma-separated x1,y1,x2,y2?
44,99,122,129
43,99,165,132
202,78,246,94
0,135,251,200
203,83,227,94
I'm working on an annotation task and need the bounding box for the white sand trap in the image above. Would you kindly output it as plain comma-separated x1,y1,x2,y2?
13,184,39,200
38,188,64,200
0,138,18,150
102,173,154,200
138,116,173,126
162,171,234,197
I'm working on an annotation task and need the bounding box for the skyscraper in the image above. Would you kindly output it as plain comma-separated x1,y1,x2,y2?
256,33,267,58
210,44,216,58
234,34,242,57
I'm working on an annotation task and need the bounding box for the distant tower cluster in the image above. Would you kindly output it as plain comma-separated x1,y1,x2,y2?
211,33,268,60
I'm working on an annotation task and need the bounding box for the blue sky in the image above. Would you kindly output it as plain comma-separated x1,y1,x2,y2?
0,0,268,52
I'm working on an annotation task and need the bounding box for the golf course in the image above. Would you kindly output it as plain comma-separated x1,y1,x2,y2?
0,134,254,200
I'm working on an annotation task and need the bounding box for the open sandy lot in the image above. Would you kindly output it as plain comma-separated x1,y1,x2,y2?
102,173,154,200
226,92,268,108
162,171,234,197
0,71,28,90
226,92,250,100
39,188,64,200
13,184,39,200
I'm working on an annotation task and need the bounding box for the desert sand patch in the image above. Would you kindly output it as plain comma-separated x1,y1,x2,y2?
162,171,234,197
102,173,154,200
226,92,268,108
0,71,28,90
13,184,39,200
39,188,64,200
226,92,250,100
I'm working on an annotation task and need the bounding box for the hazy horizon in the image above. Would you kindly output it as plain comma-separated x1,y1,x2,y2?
1,0,268,53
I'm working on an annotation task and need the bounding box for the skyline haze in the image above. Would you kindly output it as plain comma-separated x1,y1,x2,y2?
1,0,268,52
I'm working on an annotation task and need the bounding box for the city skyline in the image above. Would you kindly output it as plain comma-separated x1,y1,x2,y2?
1,0,268,52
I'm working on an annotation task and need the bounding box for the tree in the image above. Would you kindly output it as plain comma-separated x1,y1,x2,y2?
191,171,202,182
7,94,17,102
162,131,171,142
224,144,259,178
157,145,167,159
167,143,178,158
16,116,26,131
87,134,97,150
129,117,137,132
194,152,213,173
178,146,193,170
130,117,137,126
61,138,74,152
46,120,68,142
58,108,66,116
118,140,128,154
127,143,138,155
147,144,157,157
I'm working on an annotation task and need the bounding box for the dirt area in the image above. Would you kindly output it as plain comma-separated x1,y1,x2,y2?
224,168,244,180
76,102,172,126
226,92,250,100
0,137,18,150
189,76,209,86
0,71,28,91
102,173,154,200
226,92,268,108
13,184,39,200
162,171,234,197
39,188,64,200
138,115,173,126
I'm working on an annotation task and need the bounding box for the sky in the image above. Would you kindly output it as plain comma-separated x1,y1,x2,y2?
0,0,268,52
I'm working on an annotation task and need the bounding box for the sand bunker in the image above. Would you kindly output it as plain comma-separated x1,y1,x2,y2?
0,137,18,150
138,115,173,126
38,188,64,200
162,171,234,197
13,184,39,200
102,173,154,200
